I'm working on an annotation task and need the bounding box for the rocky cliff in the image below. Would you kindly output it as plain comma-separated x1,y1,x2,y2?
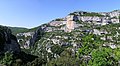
0,26,20,54
29,26,45,47
15,10,120,49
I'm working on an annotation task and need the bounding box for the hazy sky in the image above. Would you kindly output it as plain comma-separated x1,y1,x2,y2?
0,0,120,28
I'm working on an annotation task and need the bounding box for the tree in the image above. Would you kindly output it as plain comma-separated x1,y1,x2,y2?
113,48,120,62
47,50,80,66
0,52,13,66
88,47,116,66
51,44,64,56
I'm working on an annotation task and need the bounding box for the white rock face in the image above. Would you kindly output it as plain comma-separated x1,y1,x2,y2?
17,32,34,38
47,48,52,53
109,11,120,18
93,29,108,35
66,15,75,32
80,16,102,22
111,19,119,23
101,37,106,40
93,29,101,35
51,39,60,44
109,44,117,49
80,16,119,24
49,21,66,26
99,10,120,18
103,43,117,49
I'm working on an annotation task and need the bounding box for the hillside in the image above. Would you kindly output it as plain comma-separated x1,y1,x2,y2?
29,22,120,66
0,25,38,66
7,25,40,35
1,10,120,66
9,27,29,35
16,10,120,66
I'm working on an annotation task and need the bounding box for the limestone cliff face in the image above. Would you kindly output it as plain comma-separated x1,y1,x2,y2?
24,10,120,48
66,15,75,32
29,25,46,47
0,26,20,54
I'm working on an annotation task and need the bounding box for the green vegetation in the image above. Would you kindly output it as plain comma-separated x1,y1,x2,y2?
9,27,29,35
0,52,13,66
88,47,115,66
81,12,105,17
54,18,64,21
69,13,76,16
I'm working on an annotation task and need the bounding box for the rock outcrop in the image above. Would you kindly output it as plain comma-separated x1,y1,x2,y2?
29,26,46,47
16,10,120,49
0,26,20,54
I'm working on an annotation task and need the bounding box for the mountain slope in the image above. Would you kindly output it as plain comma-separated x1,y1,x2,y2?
4,10,120,66
9,27,29,35
0,25,38,66
27,10,120,66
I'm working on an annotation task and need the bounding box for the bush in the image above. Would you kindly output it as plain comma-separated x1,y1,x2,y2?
0,51,13,66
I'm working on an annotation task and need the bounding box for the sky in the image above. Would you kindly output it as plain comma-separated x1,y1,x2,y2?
0,0,120,28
